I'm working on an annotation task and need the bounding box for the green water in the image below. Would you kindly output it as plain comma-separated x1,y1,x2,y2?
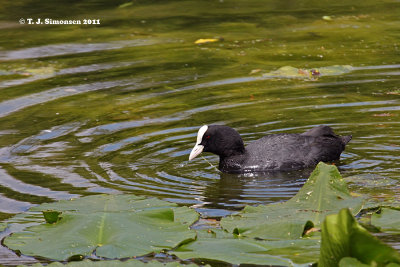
0,0,399,265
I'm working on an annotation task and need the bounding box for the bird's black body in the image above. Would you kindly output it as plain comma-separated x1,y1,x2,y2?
191,125,351,173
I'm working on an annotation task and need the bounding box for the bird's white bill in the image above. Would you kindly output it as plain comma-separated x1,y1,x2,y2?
189,144,204,161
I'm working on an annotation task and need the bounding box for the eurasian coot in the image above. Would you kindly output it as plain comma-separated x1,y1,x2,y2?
189,125,351,173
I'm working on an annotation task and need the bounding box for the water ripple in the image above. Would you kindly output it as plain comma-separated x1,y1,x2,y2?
0,39,159,60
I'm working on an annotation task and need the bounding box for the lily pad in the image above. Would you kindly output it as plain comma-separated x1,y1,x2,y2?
319,208,400,267
173,229,320,266
42,210,62,224
371,208,400,233
20,259,204,267
221,162,364,239
262,65,353,79
4,194,198,261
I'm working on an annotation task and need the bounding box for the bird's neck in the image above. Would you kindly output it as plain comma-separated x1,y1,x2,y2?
218,152,246,173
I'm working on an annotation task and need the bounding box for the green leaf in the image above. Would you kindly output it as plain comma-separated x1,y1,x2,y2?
319,208,400,267
338,257,400,267
339,257,371,267
42,210,62,224
221,162,364,239
5,194,198,261
19,259,205,267
262,65,353,79
371,208,400,233
173,229,319,266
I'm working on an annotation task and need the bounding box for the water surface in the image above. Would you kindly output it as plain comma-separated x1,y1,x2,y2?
0,0,399,265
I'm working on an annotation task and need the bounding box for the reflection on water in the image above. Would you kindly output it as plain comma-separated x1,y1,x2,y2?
0,0,400,264
197,169,311,217
0,40,159,60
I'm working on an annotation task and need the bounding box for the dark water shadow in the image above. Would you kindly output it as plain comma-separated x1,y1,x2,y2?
198,168,314,217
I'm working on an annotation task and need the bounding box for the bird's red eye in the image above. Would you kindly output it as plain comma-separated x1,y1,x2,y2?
206,135,210,139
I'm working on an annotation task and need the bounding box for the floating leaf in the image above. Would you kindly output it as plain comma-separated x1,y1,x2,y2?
173,229,319,266
317,65,353,75
4,194,198,261
221,162,364,239
319,208,400,267
194,38,220,44
21,259,205,267
263,66,307,78
42,210,62,224
263,65,353,79
371,208,400,233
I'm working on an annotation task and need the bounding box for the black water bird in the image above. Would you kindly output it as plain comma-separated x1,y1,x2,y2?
188,125,351,173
